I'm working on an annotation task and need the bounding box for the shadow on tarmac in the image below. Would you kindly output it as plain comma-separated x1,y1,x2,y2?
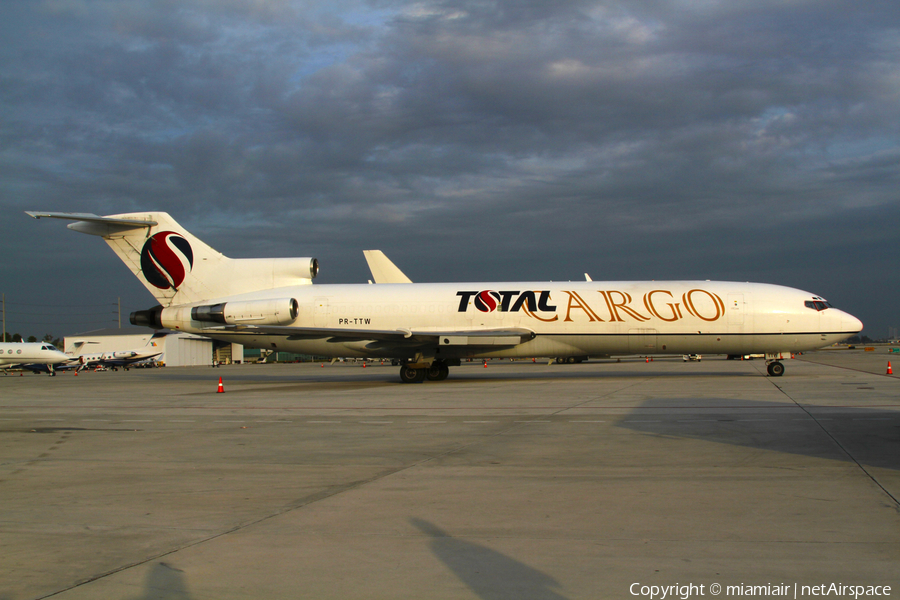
131,562,193,600
410,518,570,600
616,398,900,471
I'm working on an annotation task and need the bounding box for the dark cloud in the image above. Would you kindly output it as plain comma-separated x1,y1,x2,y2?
1,0,898,338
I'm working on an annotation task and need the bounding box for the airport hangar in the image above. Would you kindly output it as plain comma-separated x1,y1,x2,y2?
63,327,244,366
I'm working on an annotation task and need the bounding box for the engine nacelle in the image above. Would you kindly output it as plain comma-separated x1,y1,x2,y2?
190,298,299,326
131,305,163,329
132,298,300,330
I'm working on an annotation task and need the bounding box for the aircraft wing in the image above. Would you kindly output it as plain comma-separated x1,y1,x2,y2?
13,362,68,374
101,352,163,367
209,324,535,349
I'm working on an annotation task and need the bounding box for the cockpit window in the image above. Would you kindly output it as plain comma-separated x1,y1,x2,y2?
804,300,832,311
42,344,59,351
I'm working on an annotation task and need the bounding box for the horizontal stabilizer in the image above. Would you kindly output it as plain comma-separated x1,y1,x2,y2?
26,212,158,236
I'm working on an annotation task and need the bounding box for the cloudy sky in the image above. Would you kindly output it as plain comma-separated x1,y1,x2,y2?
2,0,898,339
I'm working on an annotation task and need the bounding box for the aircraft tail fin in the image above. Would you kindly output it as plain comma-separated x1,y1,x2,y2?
27,212,318,306
363,250,412,283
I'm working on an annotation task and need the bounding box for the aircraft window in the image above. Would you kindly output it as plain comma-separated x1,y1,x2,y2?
804,301,831,311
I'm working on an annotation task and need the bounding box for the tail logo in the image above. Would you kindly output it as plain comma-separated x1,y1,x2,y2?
141,231,194,290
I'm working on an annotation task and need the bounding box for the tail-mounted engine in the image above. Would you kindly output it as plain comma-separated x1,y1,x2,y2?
131,298,299,330
191,298,299,326
131,305,164,329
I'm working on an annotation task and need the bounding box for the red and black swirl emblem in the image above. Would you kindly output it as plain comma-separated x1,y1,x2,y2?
140,231,194,290
474,291,501,312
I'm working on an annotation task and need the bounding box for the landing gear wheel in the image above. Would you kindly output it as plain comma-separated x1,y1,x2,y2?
767,361,785,377
425,362,450,381
399,365,426,383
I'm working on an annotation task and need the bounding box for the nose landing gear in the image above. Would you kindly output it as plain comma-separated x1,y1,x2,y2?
766,361,785,377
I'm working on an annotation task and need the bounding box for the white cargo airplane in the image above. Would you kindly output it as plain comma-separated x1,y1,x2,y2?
27,211,863,382
0,342,70,375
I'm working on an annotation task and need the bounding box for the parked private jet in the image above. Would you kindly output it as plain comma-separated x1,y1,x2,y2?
0,342,71,375
28,211,863,382
70,333,164,370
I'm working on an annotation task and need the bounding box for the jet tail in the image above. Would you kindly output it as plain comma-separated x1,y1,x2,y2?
27,212,318,306
363,250,412,283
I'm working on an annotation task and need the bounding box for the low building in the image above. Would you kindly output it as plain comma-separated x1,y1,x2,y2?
64,328,243,367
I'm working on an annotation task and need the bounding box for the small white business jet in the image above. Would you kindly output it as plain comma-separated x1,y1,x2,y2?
0,342,71,375
70,333,164,370
27,211,863,382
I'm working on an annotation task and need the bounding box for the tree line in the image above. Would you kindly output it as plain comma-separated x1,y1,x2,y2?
2,333,64,347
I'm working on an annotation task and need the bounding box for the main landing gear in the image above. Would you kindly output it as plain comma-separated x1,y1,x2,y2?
399,360,451,383
555,356,587,364
399,365,426,383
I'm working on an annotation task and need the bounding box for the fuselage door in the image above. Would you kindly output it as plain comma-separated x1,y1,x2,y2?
727,294,744,330
314,297,329,327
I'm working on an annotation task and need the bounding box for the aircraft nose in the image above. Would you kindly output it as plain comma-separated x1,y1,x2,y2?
841,312,863,333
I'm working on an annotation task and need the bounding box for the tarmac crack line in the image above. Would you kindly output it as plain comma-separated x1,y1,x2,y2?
531,378,653,423
34,458,438,599
766,377,900,510
33,377,668,598
33,414,563,599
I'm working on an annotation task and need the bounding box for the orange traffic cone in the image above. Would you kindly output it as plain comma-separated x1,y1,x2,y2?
363,362,367,368
483,361,487,368
217,377,224,393
888,362,893,375
646,357,649,363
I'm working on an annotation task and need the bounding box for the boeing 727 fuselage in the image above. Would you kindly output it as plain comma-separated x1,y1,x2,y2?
28,211,863,382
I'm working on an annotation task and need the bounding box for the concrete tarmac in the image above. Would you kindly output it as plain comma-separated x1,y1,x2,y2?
1,351,898,599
